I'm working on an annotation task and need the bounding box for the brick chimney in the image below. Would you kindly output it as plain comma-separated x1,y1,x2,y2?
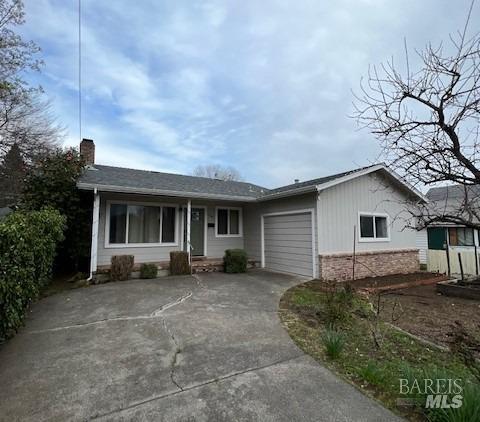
80,138,95,165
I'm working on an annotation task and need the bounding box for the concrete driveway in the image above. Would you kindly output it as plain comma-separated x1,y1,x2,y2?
0,270,400,421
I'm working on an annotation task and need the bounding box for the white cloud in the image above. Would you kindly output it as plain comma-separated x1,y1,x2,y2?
21,0,474,186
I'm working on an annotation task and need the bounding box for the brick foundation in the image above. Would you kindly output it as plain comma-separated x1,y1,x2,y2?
319,249,420,282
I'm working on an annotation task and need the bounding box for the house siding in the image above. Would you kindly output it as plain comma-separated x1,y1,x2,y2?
96,193,245,268
317,172,417,254
316,172,419,280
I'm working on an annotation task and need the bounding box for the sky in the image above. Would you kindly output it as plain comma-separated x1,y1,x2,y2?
20,0,476,188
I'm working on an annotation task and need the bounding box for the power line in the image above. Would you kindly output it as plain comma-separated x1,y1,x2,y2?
78,0,82,142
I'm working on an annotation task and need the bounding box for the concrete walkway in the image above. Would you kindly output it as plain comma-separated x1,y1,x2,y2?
0,270,401,421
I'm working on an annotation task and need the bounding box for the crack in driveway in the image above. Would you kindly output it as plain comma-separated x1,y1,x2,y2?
26,292,193,334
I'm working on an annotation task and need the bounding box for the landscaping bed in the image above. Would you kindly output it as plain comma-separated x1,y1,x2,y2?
279,280,480,421
380,284,480,348
352,272,448,293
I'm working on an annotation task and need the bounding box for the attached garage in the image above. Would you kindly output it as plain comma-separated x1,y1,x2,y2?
261,210,316,277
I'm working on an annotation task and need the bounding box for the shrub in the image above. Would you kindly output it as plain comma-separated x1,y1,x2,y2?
140,263,158,279
224,249,247,273
357,361,385,386
110,255,134,281
321,328,346,359
170,251,190,275
0,208,65,340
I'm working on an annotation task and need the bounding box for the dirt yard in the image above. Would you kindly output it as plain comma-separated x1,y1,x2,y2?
379,284,480,347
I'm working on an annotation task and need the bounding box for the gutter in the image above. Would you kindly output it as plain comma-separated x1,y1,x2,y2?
77,182,259,202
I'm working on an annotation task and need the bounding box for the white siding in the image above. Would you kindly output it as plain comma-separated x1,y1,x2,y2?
416,229,428,264
317,172,417,254
96,193,244,267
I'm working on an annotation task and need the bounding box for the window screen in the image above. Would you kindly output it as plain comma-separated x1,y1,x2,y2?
109,204,127,243
218,209,228,235
162,207,176,243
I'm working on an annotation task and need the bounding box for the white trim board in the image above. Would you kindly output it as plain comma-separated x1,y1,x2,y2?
261,208,317,278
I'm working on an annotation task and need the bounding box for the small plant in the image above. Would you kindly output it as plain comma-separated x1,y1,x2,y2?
224,249,247,273
357,360,385,386
140,263,158,279
321,328,346,359
323,282,353,326
110,255,134,281
170,251,190,275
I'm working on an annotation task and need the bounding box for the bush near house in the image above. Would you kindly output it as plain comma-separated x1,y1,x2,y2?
224,249,247,273
110,255,134,281
0,208,65,340
170,251,190,275
140,263,158,279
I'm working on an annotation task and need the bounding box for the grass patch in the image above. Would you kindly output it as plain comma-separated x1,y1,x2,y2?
279,281,479,421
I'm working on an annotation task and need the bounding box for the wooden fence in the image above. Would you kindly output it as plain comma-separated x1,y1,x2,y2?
427,248,479,277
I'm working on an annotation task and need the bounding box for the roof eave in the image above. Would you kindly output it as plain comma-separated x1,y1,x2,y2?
76,182,259,202
256,185,318,201
315,164,428,203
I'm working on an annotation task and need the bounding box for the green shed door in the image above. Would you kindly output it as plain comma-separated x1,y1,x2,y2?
427,227,447,250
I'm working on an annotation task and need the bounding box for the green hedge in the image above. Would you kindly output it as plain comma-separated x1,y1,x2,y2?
140,263,158,279
224,249,248,273
0,208,65,340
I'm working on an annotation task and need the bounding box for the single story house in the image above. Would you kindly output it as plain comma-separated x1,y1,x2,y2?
77,139,427,281
417,185,480,276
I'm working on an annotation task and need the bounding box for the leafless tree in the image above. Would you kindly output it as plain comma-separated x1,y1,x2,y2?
0,0,62,161
353,1,480,228
193,164,243,181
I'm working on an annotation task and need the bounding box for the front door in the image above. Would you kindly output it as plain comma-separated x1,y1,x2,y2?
185,207,205,256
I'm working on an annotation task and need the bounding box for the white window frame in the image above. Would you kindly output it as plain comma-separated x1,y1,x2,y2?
358,212,391,243
105,200,179,248
215,206,243,238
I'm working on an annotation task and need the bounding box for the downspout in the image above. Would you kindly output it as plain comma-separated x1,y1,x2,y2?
88,188,100,281
187,199,192,265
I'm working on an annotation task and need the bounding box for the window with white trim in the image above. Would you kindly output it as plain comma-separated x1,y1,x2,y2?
359,214,389,240
108,203,177,245
216,207,241,236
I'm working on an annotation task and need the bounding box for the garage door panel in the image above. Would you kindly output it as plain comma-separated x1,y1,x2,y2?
265,253,312,265
263,212,313,277
264,214,311,224
264,220,312,229
264,239,311,249
263,227,312,236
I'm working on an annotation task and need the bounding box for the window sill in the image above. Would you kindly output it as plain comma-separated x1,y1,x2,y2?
105,242,178,249
358,238,390,243
215,234,243,238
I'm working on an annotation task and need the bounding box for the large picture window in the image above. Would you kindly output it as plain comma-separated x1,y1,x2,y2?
216,207,242,236
107,202,177,246
359,213,390,241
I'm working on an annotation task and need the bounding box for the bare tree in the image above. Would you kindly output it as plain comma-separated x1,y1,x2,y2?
193,164,243,181
0,0,62,160
353,1,480,228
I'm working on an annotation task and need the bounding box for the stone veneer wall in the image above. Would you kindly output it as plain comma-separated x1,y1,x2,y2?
319,249,420,282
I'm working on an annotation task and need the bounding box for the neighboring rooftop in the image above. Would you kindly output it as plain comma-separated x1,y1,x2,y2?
426,184,480,202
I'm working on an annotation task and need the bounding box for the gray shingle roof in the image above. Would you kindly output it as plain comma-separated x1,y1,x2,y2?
77,163,382,201
78,165,268,200
266,165,377,195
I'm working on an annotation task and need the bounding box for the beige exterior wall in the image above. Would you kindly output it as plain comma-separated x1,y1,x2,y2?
96,192,245,268
316,172,417,254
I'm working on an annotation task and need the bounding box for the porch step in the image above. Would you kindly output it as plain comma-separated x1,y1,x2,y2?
191,258,257,274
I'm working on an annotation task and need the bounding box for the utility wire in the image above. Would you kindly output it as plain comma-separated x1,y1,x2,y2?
78,0,82,142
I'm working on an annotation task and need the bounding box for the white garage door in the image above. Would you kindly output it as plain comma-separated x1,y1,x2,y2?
262,211,314,277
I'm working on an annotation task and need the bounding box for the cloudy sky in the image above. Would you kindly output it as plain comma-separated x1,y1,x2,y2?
20,0,474,188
